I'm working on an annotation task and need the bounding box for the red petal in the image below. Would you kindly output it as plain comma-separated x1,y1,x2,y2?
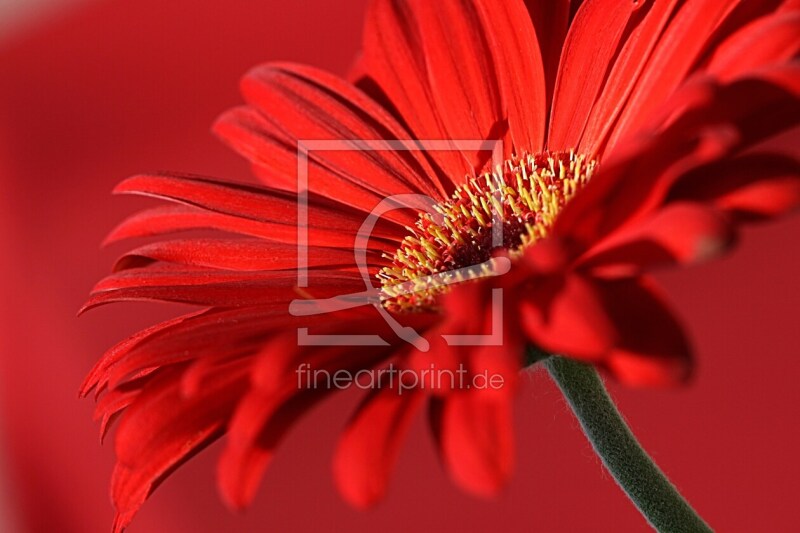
83,265,364,310
333,381,424,508
103,316,284,392
93,382,143,442
360,0,472,180
408,0,503,160
110,174,406,259
609,0,739,145
239,63,448,199
443,281,524,397
556,69,800,251
110,363,248,532
112,238,370,272
409,281,524,397
473,0,547,153
104,205,277,244
219,340,393,509
521,275,692,386
80,309,207,397
578,202,735,274
548,0,638,150
694,0,790,69
362,0,547,167
430,391,514,497
596,278,693,387
668,68,800,156
103,203,397,250
217,387,319,510
114,173,388,231
705,11,800,82
580,0,681,155
668,153,800,219
520,273,616,359
215,106,422,228
524,0,571,116
86,306,286,394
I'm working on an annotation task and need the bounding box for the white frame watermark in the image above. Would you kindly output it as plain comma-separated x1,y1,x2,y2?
288,139,509,351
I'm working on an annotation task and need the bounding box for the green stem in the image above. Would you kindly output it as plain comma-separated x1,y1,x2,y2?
542,355,712,533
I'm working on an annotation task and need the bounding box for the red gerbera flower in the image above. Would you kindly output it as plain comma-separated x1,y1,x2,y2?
82,0,800,530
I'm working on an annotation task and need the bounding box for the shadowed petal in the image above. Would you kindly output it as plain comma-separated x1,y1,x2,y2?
524,0,571,116
334,380,424,508
110,362,249,532
520,272,617,359
430,391,514,497
473,0,547,153
577,202,736,275
598,279,693,387
668,153,800,220
705,10,800,81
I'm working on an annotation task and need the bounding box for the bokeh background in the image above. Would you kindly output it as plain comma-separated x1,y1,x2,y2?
1,1,799,531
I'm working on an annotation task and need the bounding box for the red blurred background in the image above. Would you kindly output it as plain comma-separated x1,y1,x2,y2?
1,1,799,531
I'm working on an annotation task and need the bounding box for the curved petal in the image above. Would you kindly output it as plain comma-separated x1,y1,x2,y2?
473,0,547,153
110,362,249,532
83,265,364,311
100,307,298,392
580,0,682,156
104,205,279,244
219,338,395,509
520,273,617,359
556,67,800,251
411,0,536,164
112,239,373,272
668,153,800,219
597,278,693,387
577,202,736,275
524,0,571,115
609,0,739,146
430,391,514,497
694,0,790,69
114,173,383,231
360,0,471,179
109,173,405,252
80,309,208,397
333,381,424,508
238,62,449,199
547,0,639,150
215,106,426,226
410,0,503,152
361,0,546,170
217,386,326,510
705,11,800,82
521,275,692,386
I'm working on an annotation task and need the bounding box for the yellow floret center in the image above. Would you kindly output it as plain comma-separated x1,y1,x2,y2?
379,151,596,312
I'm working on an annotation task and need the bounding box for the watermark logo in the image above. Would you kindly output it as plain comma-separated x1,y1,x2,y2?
289,139,508,350
296,362,505,394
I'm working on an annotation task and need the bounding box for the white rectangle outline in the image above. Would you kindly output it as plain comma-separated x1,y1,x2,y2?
295,139,505,347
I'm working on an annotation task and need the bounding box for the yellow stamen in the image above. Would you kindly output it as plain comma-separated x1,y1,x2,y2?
379,150,597,312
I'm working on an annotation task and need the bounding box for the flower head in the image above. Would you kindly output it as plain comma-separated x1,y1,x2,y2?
83,0,800,530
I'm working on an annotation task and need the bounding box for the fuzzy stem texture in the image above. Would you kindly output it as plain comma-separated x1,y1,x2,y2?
542,355,713,533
